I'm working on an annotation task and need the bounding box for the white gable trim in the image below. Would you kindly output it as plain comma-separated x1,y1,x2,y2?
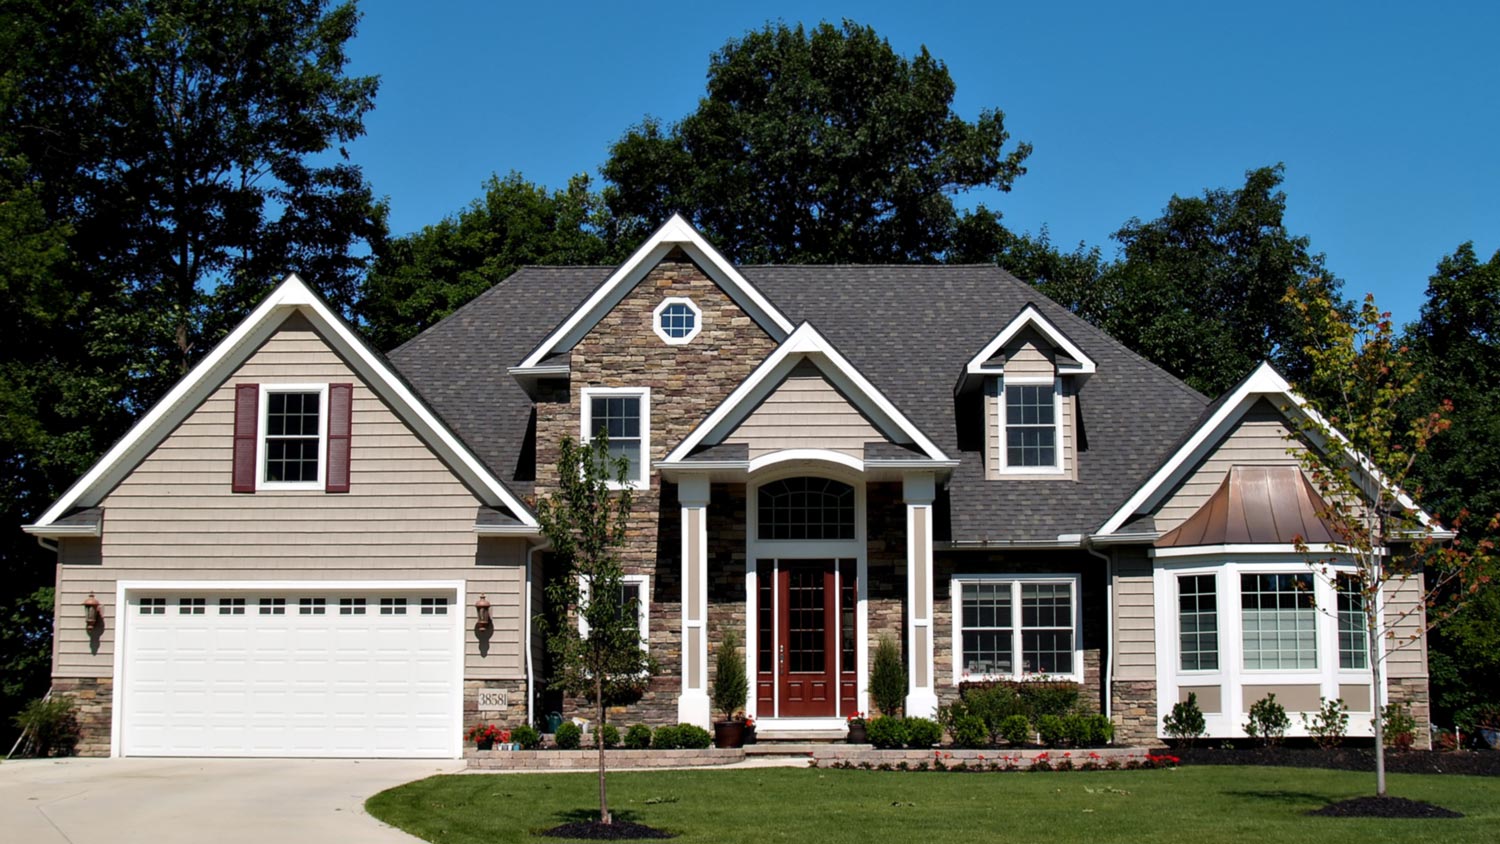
31,274,538,530
1095,361,1444,539
516,214,794,369
965,303,1097,379
664,322,950,464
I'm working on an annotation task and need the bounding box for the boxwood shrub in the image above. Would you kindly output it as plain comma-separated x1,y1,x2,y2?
866,715,909,749
624,723,653,749
999,714,1031,746
677,723,712,749
652,725,683,749
555,721,582,749
949,714,988,749
905,717,943,748
1036,714,1066,748
511,724,542,749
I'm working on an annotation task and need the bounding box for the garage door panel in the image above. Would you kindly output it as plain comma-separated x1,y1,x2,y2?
121,588,459,758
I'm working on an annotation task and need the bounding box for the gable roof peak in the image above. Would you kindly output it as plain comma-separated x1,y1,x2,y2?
957,301,1097,394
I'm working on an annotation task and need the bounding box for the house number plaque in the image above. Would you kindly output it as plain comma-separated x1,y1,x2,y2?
477,689,508,711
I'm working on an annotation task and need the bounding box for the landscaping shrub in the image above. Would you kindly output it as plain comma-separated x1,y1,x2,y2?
555,721,583,749
866,715,909,749
595,723,621,748
1163,693,1207,746
1301,698,1350,750
936,700,969,736
712,631,748,722
1382,704,1417,751
677,723,712,749
999,714,1032,745
1063,713,1091,747
1036,714,1066,748
949,714,988,749
1244,693,1290,747
624,723,653,749
905,717,942,748
1086,714,1115,746
652,725,683,749
871,636,907,717
11,696,78,757
962,685,1024,737
1016,681,1079,719
512,724,542,749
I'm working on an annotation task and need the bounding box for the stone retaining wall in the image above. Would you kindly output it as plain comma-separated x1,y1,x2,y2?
806,745,1167,769
466,747,745,770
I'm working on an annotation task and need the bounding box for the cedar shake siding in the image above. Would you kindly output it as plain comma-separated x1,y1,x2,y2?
52,311,530,682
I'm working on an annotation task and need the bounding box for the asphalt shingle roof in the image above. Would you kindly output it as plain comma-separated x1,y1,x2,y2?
388,264,1210,541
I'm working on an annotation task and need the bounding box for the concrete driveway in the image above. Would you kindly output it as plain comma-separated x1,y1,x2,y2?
0,757,461,843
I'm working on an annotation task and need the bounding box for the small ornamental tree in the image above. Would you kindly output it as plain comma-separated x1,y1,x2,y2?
538,434,657,826
712,630,748,723
870,636,907,717
1284,280,1498,796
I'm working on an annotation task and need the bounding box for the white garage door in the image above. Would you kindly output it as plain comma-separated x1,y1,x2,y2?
120,585,461,758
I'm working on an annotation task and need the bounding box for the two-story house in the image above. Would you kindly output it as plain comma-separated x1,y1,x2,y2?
24,215,1439,757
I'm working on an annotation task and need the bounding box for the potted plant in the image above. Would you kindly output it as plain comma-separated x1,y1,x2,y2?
712,632,749,748
846,712,868,744
742,714,756,745
465,723,504,751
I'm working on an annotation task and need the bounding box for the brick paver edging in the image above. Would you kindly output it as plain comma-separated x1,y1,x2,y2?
807,745,1171,770
467,747,745,770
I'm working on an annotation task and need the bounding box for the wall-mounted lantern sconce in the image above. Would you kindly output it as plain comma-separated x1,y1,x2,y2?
474,593,493,632
83,592,104,633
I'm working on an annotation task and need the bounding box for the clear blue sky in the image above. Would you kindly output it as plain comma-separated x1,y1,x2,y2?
344,0,1499,326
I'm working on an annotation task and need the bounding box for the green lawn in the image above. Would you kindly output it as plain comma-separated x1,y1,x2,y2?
366,765,1500,843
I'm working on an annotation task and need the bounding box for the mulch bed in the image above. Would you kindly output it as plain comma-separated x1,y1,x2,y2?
1174,746,1500,777
538,821,675,840
1308,796,1464,818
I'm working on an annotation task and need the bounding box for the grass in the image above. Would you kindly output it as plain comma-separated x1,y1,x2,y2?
366,765,1500,843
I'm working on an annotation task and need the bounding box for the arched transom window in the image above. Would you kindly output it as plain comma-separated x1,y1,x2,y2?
757,477,855,540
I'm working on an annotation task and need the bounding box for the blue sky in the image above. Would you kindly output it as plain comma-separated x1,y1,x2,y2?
345,0,1498,326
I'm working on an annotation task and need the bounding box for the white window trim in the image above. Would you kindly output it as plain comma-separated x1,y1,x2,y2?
577,574,650,652
652,297,703,345
1152,555,1386,740
950,573,1084,684
580,386,651,491
1174,572,1222,676
997,377,1065,475
255,383,329,491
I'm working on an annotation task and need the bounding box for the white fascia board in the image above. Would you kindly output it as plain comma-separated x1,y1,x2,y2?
964,304,1098,378
21,523,100,538
663,322,951,464
1150,543,1372,559
1097,361,1441,538
472,523,544,537
516,214,795,369
35,274,537,529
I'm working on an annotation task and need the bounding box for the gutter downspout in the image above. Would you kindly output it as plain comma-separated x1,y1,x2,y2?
524,538,552,730
1086,540,1114,729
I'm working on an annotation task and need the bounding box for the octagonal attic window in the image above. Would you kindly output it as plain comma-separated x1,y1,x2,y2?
653,297,702,345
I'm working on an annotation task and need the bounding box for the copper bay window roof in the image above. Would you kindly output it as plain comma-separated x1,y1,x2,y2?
1156,465,1341,547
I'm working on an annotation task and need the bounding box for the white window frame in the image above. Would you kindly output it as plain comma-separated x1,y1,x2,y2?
255,383,329,490
998,377,1064,474
577,574,650,652
1175,572,1221,675
580,386,651,490
950,573,1083,684
652,296,703,345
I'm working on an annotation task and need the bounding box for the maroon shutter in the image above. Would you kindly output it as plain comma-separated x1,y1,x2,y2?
232,384,259,493
326,383,353,493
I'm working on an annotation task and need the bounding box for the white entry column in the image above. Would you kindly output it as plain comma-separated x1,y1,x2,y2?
677,474,712,727
904,471,938,718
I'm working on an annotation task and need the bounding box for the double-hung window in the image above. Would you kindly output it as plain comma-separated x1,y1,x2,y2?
259,384,327,488
1177,574,1219,671
954,575,1080,681
578,574,649,651
581,387,650,489
1001,379,1062,471
1336,573,1368,670
1240,573,1317,670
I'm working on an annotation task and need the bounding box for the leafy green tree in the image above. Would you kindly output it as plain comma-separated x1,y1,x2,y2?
601,20,1031,264
951,208,1111,320
361,173,618,349
1101,165,1340,396
1403,242,1500,727
1285,278,1497,796
539,435,656,826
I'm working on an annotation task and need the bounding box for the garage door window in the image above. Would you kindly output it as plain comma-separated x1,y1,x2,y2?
219,597,246,615
299,597,326,614
140,598,165,615
259,598,286,615
339,597,366,615
421,597,448,615
179,598,205,614
380,597,407,615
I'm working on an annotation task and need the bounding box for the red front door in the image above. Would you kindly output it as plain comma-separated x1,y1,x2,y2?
777,561,838,716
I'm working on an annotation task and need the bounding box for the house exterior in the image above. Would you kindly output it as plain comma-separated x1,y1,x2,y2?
25,215,1440,758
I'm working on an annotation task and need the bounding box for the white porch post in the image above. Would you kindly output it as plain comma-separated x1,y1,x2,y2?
677,474,712,727
904,471,939,718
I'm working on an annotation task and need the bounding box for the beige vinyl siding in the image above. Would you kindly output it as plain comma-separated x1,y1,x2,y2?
1152,398,1300,533
723,358,885,458
1112,547,1156,681
1384,571,1428,679
54,312,529,680
985,379,1076,480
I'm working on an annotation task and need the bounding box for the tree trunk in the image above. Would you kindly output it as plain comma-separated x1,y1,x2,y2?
597,675,610,824
1369,586,1386,797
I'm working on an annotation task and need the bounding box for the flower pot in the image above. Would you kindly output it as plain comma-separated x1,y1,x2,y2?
713,720,745,749
846,723,868,744
477,739,494,751
743,723,757,745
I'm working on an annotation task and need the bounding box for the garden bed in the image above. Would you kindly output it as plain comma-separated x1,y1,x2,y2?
1174,746,1500,777
807,745,1169,770
466,747,744,770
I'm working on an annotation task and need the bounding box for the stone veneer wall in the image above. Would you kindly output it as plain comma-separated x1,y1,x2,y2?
1111,680,1158,745
49,677,112,757
1388,676,1433,750
464,678,530,733
536,250,778,726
